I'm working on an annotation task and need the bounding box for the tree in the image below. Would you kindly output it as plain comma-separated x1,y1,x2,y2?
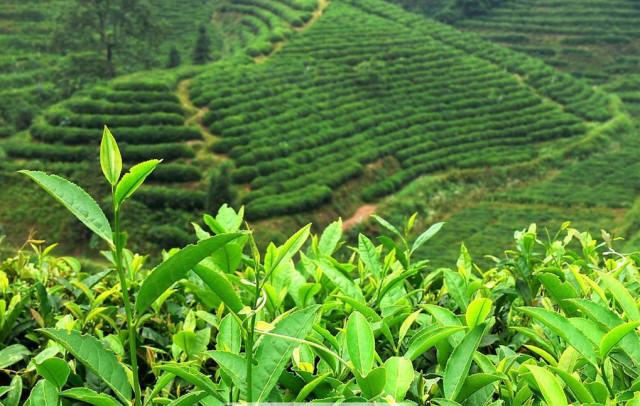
192,25,212,65
53,0,162,78
206,164,235,213
167,46,181,68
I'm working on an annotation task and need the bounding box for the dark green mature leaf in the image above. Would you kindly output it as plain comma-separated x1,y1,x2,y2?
5,375,22,406
411,222,444,254
253,306,320,401
167,391,208,406
19,171,112,244
537,273,579,316
136,233,242,314
358,234,381,279
60,387,121,406
114,159,161,207
456,373,502,402
193,259,243,314
599,320,640,358
156,363,224,402
36,357,70,389
206,351,246,395
39,328,131,403
100,125,122,186
26,380,58,406
443,323,486,400
519,307,597,366
314,258,364,302
0,344,30,369
347,312,376,377
525,365,568,406
295,372,331,402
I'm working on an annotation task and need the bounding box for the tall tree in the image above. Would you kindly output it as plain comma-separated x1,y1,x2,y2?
192,25,212,65
53,0,162,78
206,164,235,213
166,46,181,68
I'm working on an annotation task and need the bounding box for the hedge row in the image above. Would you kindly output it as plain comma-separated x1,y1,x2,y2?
134,186,206,210
45,110,185,128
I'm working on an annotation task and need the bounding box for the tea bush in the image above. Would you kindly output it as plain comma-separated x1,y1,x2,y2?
2,127,640,405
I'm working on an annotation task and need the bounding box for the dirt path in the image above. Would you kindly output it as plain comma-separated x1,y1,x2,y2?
342,204,377,230
254,0,330,64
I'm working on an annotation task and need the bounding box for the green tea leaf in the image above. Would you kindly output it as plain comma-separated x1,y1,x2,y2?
168,391,208,406
39,328,131,403
525,365,568,406
519,307,597,366
295,372,331,402
5,375,22,406
599,272,640,321
216,314,241,354
356,366,386,399
192,259,244,314
456,373,501,402
0,344,30,369
206,351,246,395
36,357,70,389
411,222,444,254
314,258,364,302
60,387,121,406
26,380,58,406
443,323,486,400
465,298,492,328
383,357,414,401
549,367,594,404
599,320,640,358
156,363,224,402
253,305,320,401
19,171,112,244
173,329,210,360
136,233,242,314
347,311,376,377
358,234,381,279
114,159,161,207
100,125,122,186
267,224,311,274
318,219,342,256
405,325,466,361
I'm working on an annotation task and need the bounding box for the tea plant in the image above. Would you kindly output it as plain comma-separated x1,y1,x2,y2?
2,127,640,404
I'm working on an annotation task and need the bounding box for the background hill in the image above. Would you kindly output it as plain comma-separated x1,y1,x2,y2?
0,0,638,262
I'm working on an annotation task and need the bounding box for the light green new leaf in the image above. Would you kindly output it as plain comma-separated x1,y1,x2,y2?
39,328,131,403
36,357,70,389
314,258,364,302
216,314,241,354
100,126,122,186
26,380,58,406
599,320,640,358
136,233,242,314
358,234,381,279
549,367,594,404
405,325,466,361
599,272,640,321
173,329,210,360
357,367,386,399
156,363,224,402
318,219,342,256
347,311,376,377
383,357,414,401
267,224,311,274
411,222,445,254
114,159,161,207
525,365,568,406
192,259,244,314
519,307,597,366
465,298,492,328
443,323,486,400
60,387,121,406
19,171,112,244
0,344,30,369
456,373,502,402
253,305,320,401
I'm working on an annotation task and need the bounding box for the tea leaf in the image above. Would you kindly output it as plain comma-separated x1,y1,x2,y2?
19,171,112,244
39,328,132,403
358,234,381,279
295,372,331,402
216,314,242,354
100,126,122,186
167,391,208,406
599,272,640,321
525,365,568,406
465,298,492,328
550,366,595,404
599,320,640,358
5,375,22,406
383,357,414,401
405,325,466,361
411,222,444,254
192,259,244,314
456,373,502,402
36,357,70,389
156,363,224,402
60,387,121,406
206,351,246,395
318,219,342,256
519,307,597,366
136,233,242,314
347,311,376,377
0,344,30,369
114,159,161,207
25,380,59,405
356,366,386,399
253,305,320,401
443,323,486,400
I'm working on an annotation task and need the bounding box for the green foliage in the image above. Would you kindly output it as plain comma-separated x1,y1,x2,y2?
192,25,212,65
